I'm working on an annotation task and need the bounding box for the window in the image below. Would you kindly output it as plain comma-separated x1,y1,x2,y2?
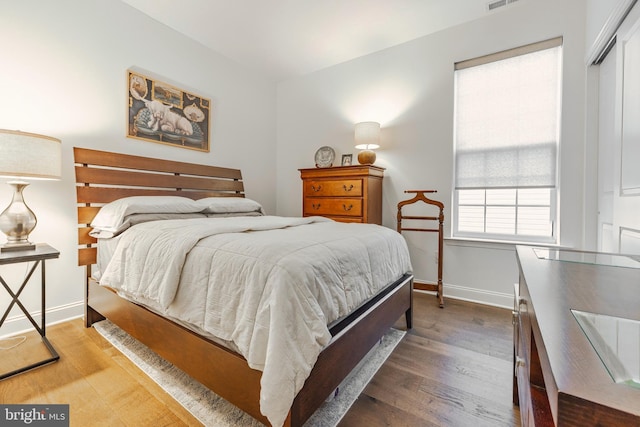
453,38,562,243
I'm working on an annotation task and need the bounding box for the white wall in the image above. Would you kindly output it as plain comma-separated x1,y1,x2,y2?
276,0,587,308
0,0,276,336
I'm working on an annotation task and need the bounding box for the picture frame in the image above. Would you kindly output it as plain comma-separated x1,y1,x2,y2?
341,154,353,166
127,70,211,152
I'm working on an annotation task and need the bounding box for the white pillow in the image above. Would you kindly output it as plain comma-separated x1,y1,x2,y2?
195,197,264,215
90,196,202,236
205,211,263,218
89,212,206,239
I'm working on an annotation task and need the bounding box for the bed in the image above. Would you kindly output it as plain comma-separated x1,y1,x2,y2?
74,147,413,426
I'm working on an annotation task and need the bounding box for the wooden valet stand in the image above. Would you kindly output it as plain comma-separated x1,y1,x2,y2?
397,190,445,308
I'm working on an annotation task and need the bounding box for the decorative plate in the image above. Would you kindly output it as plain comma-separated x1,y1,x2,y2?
314,146,335,168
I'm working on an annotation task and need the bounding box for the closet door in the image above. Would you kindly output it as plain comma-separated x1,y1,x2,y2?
602,2,640,254
597,45,616,252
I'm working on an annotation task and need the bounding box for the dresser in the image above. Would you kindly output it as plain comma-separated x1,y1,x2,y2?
299,165,384,224
514,246,640,426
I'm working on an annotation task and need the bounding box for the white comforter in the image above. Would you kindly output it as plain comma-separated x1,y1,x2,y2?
99,215,411,426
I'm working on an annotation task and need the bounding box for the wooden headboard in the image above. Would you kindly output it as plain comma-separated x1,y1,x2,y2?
74,147,245,267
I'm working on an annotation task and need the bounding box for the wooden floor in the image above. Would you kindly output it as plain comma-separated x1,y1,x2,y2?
341,293,520,427
0,292,520,426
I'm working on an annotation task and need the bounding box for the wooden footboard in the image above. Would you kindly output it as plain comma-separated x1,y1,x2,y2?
74,147,413,426
291,273,413,424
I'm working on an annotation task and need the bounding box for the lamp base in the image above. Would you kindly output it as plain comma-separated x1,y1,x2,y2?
1,242,36,252
357,149,376,165
0,181,37,252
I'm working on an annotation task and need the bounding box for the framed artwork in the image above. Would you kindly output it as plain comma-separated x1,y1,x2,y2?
127,70,211,152
341,154,353,166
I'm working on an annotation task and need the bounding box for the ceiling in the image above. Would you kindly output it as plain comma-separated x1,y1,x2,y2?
121,0,499,82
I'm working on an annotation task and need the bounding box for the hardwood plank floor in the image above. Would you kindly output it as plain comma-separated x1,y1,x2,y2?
341,293,520,426
0,292,519,426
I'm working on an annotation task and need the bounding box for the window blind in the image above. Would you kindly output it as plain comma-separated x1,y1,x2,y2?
454,39,562,190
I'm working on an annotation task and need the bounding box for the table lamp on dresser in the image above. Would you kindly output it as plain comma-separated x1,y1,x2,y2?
354,121,380,165
0,129,61,252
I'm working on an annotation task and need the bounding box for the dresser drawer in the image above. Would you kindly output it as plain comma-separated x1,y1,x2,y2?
326,216,363,223
304,179,362,197
304,198,362,217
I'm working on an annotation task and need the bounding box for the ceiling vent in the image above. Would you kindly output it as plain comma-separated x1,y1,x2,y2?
487,0,521,12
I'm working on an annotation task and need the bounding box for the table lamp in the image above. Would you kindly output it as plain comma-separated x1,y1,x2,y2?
354,121,380,165
0,130,61,252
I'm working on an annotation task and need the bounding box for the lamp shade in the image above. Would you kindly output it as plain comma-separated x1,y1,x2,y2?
354,121,380,150
0,129,61,180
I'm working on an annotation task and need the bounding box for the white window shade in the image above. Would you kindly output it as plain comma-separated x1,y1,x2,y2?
454,45,562,189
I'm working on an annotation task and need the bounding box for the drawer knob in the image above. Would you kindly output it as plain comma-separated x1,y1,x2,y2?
312,203,321,210
311,184,322,192
513,283,526,310
343,184,354,192
515,356,526,376
343,204,353,211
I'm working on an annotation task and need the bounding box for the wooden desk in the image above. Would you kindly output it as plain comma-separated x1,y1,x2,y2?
514,246,640,426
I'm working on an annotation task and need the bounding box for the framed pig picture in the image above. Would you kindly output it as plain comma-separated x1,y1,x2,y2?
127,70,211,152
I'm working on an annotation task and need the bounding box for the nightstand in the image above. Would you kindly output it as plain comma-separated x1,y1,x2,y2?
299,165,384,224
0,244,60,379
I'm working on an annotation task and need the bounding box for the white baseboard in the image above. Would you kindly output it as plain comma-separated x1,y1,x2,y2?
0,301,84,339
415,281,513,309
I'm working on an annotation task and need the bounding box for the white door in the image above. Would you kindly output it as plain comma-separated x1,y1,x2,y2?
599,2,640,254
597,43,616,252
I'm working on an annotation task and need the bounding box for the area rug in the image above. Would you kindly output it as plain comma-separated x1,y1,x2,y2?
94,320,405,426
